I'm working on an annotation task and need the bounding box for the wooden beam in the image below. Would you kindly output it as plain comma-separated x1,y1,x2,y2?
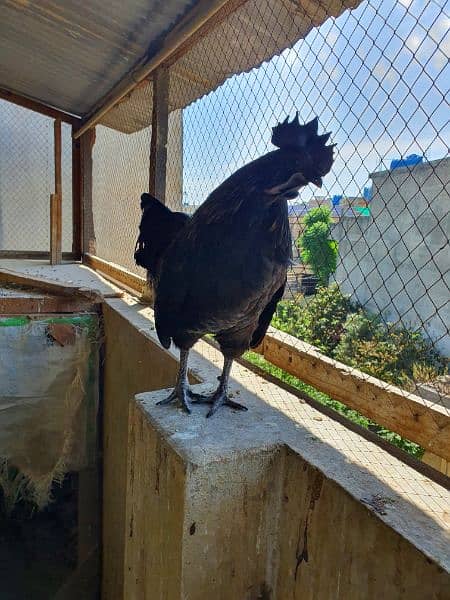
83,254,145,296
0,268,106,301
0,87,79,125
0,295,97,314
54,119,62,199
257,328,450,462
149,69,169,201
50,119,63,265
0,251,76,260
50,194,60,265
72,131,82,259
73,0,233,139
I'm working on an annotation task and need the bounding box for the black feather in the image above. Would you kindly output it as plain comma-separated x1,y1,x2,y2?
134,193,190,278
250,281,286,348
152,115,335,359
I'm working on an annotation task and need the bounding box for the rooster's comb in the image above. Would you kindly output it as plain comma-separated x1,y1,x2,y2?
271,113,332,150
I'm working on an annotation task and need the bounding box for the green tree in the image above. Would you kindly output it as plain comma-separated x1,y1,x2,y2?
297,206,338,286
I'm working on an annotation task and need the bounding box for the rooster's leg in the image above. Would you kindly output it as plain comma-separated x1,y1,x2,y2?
157,349,192,413
192,357,248,418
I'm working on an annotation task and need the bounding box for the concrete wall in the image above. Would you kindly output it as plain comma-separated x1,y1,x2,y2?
333,158,450,356
125,394,450,600
101,300,198,600
289,216,303,260
102,297,450,600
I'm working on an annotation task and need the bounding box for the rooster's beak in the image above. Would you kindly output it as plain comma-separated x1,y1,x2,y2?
311,177,323,188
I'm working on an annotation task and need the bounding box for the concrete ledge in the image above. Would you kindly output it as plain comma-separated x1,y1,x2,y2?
124,388,450,599
102,296,450,599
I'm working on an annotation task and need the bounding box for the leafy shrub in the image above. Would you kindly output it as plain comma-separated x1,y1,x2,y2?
271,297,308,339
412,362,442,383
334,310,447,388
297,206,338,286
273,284,352,354
271,286,447,388
244,351,424,458
264,286,447,458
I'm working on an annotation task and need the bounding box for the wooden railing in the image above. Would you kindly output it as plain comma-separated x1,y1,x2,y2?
83,254,146,295
254,328,450,462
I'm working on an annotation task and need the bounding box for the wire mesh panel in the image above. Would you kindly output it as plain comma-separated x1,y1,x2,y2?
92,123,150,274
90,0,449,454
91,88,183,274
0,100,73,253
177,0,448,409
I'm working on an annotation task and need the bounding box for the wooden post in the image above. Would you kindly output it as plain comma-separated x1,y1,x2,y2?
50,118,62,264
80,128,97,256
72,130,82,259
144,69,170,304
149,68,170,202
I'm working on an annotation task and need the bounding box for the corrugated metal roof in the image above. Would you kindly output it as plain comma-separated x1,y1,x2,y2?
100,0,359,132
0,0,360,132
0,0,196,116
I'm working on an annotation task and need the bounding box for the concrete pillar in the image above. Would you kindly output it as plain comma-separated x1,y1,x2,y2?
123,390,450,600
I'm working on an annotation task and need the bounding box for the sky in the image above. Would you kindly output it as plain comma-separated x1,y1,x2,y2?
181,0,449,206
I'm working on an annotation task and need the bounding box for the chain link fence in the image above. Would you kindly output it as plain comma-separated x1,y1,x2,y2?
89,0,449,454
0,100,73,254
91,84,183,273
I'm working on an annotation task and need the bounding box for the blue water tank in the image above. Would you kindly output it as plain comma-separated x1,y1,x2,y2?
390,154,424,170
332,194,342,206
363,186,372,201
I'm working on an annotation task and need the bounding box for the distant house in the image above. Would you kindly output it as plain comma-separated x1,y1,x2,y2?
333,157,450,356
288,197,366,260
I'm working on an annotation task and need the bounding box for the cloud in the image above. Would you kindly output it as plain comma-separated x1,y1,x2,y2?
318,47,331,63
326,30,339,46
373,62,387,79
373,61,398,85
403,16,449,67
404,22,449,70
429,16,450,45
330,67,344,82
405,34,422,52
431,49,448,72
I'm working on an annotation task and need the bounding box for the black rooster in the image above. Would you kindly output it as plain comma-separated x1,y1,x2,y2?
135,114,335,416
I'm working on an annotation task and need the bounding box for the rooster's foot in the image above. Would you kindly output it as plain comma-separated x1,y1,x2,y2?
192,390,248,418
157,384,199,414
